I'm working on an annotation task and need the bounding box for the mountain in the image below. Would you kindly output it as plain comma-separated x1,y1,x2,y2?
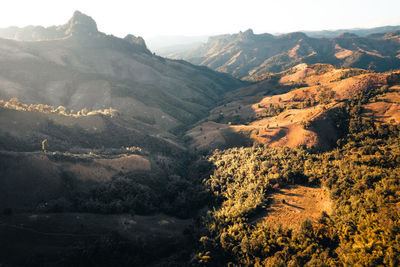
0,12,247,265
304,24,400,38
0,11,100,41
145,34,209,53
0,11,244,133
168,29,400,80
1,11,400,267
0,10,245,222
154,41,205,57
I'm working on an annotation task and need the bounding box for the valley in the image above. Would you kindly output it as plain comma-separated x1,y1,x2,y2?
0,10,399,267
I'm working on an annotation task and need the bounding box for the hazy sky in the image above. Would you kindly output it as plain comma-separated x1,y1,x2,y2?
0,0,399,38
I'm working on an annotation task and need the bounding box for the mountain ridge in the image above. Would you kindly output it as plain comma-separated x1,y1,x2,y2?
0,11,245,132
167,29,400,80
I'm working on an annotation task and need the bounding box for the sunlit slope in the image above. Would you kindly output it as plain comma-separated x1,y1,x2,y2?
169,29,400,80
186,64,400,151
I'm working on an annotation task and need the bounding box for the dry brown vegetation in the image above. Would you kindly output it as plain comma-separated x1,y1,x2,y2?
187,64,400,152
257,185,332,229
362,85,400,123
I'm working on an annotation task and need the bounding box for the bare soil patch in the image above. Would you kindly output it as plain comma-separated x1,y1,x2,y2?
255,185,332,229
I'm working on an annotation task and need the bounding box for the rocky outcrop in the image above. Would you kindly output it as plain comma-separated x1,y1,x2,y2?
0,10,100,41
124,34,148,49
63,10,99,37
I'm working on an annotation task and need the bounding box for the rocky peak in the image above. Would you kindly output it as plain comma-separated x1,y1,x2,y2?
238,29,254,40
241,29,254,36
124,34,147,49
64,11,98,36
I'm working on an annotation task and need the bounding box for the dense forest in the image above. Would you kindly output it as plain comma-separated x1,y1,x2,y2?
189,84,400,266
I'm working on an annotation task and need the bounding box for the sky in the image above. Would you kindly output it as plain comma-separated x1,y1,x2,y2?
0,0,399,39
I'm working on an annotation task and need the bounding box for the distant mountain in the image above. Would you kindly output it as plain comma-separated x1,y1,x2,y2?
154,42,205,57
168,29,400,80
304,25,400,38
145,35,208,53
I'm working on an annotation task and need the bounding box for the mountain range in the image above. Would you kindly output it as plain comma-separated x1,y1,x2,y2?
303,25,400,38
147,25,400,57
0,11,244,227
0,10,400,267
167,28,400,80
0,11,244,151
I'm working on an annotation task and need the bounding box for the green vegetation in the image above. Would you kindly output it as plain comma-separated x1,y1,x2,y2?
256,104,285,119
313,64,334,75
40,155,211,219
336,69,370,80
316,86,335,105
188,84,400,266
191,123,399,265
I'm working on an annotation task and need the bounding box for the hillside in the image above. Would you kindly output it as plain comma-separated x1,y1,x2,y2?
189,65,400,266
186,64,400,152
0,11,244,214
0,12,246,266
0,11,244,132
1,11,400,267
1,64,400,267
168,29,400,80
